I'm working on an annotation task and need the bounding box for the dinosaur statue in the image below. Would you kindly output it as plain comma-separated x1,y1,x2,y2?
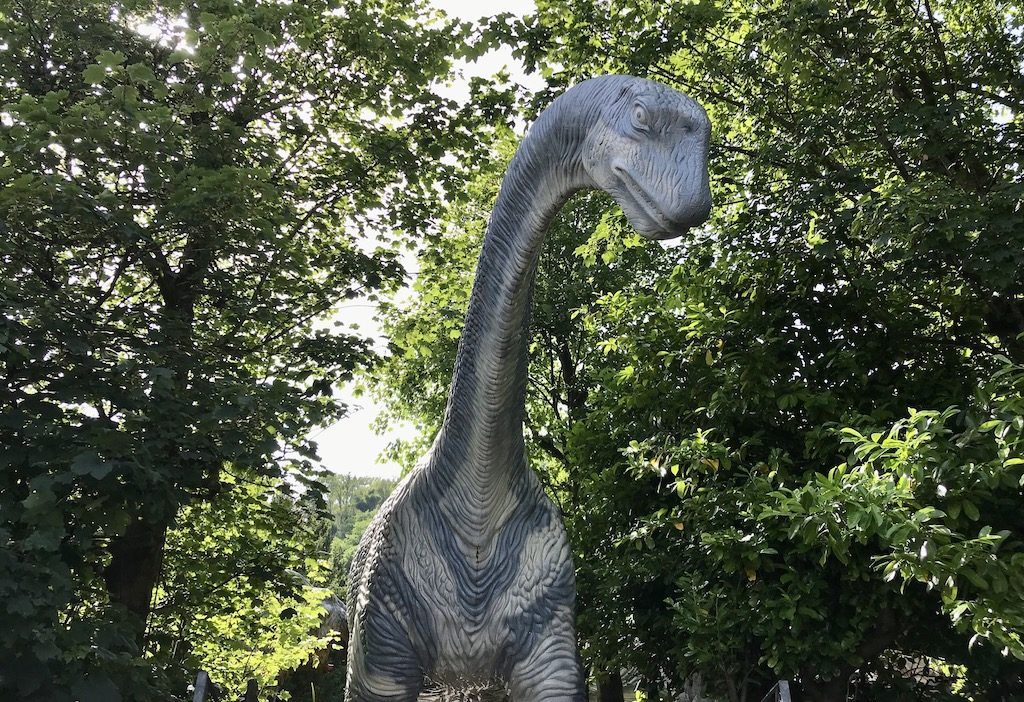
345,74,712,701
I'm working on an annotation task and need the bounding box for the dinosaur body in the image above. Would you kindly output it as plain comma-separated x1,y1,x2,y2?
346,75,712,701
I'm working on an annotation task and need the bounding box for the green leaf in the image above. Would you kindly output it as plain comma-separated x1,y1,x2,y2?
918,539,935,560
83,64,107,85
126,63,157,84
71,452,113,480
23,528,61,551
961,569,988,590
96,50,126,68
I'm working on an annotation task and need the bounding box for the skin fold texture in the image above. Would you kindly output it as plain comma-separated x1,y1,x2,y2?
345,75,712,702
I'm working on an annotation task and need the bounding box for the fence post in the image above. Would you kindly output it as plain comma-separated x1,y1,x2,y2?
192,670,213,702
760,680,792,702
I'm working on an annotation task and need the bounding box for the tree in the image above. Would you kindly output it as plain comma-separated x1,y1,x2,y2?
0,0,507,698
372,1,1024,699
150,475,333,695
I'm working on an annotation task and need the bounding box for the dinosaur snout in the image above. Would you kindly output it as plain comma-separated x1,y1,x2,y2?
669,189,712,230
639,182,711,240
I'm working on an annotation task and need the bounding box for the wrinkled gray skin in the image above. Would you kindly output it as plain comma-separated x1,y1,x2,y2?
345,75,711,701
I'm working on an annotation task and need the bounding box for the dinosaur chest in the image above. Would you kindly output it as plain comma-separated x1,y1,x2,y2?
392,497,574,674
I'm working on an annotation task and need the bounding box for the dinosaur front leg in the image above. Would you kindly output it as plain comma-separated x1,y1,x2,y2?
505,614,587,702
345,604,424,702
345,640,423,702
345,668,421,702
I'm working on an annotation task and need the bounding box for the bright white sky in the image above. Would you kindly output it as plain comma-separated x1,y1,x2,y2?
313,0,541,478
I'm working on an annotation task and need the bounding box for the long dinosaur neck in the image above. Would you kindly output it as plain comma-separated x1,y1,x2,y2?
431,115,585,489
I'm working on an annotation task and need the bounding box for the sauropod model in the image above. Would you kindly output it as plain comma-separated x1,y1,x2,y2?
346,75,712,701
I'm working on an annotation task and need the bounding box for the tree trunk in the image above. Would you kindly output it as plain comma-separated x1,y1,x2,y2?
104,513,170,642
597,669,625,702
103,292,195,642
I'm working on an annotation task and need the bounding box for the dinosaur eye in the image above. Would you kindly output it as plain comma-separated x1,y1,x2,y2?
631,103,650,133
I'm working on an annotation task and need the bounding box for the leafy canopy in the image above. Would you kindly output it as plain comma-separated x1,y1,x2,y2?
0,0,510,698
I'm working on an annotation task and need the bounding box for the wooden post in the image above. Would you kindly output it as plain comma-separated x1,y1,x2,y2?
760,681,793,702
243,679,259,702
596,669,626,702
192,670,212,702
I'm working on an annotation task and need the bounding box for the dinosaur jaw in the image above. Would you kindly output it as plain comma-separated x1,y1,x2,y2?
612,166,698,241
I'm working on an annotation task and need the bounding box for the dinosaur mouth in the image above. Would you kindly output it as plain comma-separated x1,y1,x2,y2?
612,166,681,240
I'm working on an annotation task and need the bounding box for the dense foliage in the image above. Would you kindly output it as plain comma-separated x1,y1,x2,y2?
151,476,333,694
371,1,1024,700
323,473,396,595
0,0,505,698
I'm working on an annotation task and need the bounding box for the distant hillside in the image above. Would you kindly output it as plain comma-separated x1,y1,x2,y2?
322,474,397,593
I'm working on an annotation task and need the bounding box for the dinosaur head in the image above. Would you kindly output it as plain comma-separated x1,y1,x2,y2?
579,77,712,240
